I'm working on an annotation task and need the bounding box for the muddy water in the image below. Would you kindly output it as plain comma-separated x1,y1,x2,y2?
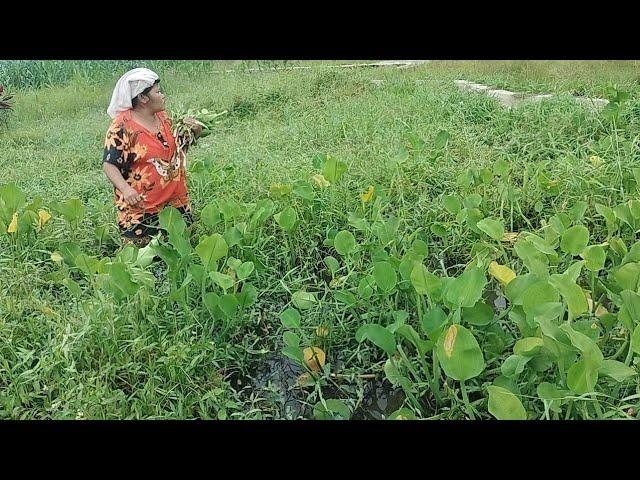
228,352,406,420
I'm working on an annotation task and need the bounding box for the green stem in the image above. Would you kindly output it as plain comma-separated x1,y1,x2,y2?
591,394,604,419
432,350,442,406
460,380,476,420
624,332,635,366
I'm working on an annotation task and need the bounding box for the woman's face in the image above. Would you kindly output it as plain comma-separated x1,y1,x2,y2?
143,83,166,112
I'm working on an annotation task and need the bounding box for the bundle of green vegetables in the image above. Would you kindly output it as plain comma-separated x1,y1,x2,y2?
171,107,228,151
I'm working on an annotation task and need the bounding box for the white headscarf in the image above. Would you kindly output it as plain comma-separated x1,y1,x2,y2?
107,67,160,119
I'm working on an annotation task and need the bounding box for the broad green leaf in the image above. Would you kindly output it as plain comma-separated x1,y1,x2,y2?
501,354,532,378
324,256,340,276
487,386,527,420
567,359,599,394
436,324,485,381
560,225,589,256
74,254,101,275
465,208,485,234
444,267,487,308
62,278,82,298
196,234,228,271
537,382,570,402
421,307,447,338
568,201,588,223
356,324,396,355
463,194,482,209
599,360,636,382
396,325,431,355
279,308,301,329
200,204,222,228
357,276,374,300
51,198,85,224
282,345,305,364
595,203,617,236
283,331,300,348
477,218,505,241
514,238,549,278
610,237,628,256
463,302,494,326
559,324,603,364
384,358,403,386
322,155,347,183
530,302,564,322
219,294,239,318
334,230,356,256
210,271,234,291
236,283,258,309
399,257,420,282
373,262,397,293
581,246,606,273
347,212,367,231
523,233,557,255
274,207,298,233
614,262,640,291
134,241,158,268
410,264,441,296
219,199,242,220
236,261,254,280
292,290,317,310
505,274,538,305
292,181,314,201
493,376,520,396
632,324,640,354
313,399,351,420
493,158,510,176
106,262,139,297
622,242,640,264
619,290,640,331
0,183,26,220
388,408,417,420
443,195,462,214
159,206,191,256
614,202,636,229
549,274,589,321
58,241,82,267
410,239,429,257
522,281,559,317
513,337,544,356
430,222,448,237
564,260,584,283
334,290,357,306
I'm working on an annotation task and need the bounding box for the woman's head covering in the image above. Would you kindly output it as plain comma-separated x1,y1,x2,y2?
107,67,160,118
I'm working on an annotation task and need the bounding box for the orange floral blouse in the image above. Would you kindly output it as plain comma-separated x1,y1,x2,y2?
102,110,191,231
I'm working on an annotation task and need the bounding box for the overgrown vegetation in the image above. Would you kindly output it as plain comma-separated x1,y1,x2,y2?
1,61,639,419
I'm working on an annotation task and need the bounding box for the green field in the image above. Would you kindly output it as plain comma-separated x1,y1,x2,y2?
1,60,640,419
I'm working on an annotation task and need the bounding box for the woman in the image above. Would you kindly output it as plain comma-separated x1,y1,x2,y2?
103,67,203,246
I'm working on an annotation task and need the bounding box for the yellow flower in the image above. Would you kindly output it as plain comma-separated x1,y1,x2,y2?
311,174,330,189
7,212,18,234
38,209,52,228
361,185,375,202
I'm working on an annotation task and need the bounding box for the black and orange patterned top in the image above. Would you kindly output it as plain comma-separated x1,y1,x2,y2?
103,110,191,231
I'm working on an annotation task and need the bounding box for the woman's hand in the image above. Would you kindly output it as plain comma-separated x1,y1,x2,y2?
183,117,205,138
122,185,143,206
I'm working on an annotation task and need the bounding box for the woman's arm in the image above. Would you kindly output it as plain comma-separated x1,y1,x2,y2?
103,163,142,206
